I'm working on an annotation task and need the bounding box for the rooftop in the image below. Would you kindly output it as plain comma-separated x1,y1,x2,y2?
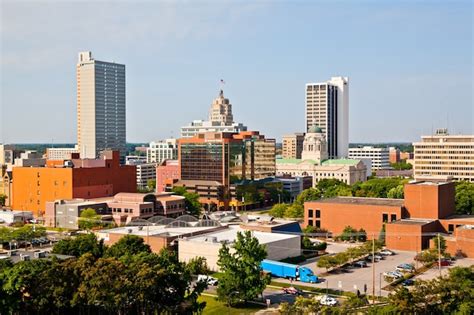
97,224,222,238
389,219,435,226
308,196,404,207
276,158,361,166
180,225,299,245
443,215,474,223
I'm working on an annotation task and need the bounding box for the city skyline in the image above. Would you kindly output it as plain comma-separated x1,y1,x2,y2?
1,1,472,144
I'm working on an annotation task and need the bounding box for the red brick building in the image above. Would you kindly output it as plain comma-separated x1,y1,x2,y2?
304,181,474,257
13,151,136,217
156,159,180,193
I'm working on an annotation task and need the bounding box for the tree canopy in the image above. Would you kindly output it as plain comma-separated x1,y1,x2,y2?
172,186,202,216
52,233,106,258
104,234,151,259
217,230,270,305
455,181,474,215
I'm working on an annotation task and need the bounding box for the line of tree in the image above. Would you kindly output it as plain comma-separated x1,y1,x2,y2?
317,239,383,272
0,234,207,314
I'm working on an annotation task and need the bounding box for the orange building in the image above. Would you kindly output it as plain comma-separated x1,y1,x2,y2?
304,181,474,257
12,151,136,217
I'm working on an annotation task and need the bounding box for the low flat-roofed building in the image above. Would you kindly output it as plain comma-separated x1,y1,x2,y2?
385,219,440,252
178,225,301,271
305,197,405,237
0,210,34,224
45,192,186,228
240,217,302,235
96,220,225,253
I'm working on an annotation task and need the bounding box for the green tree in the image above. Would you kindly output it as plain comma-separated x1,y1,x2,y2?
172,186,202,216
10,225,46,242
217,230,270,305
284,204,304,218
454,181,474,215
52,233,106,258
340,226,357,241
105,235,151,259
432,235,447,254
378,224,386,245
387,184,404,199
186,256,210,275
0,194,7,206
269,203,288,218
390,161,413,170
357,228,367,242
147,179,156,190
78,208,102,230
295,188,322,206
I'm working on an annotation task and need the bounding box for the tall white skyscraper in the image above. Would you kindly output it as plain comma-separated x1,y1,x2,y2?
77,51,126,159
305,76,349,158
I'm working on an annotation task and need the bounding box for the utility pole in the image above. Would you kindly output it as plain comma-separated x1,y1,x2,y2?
372,235,375,304
438,233,442,278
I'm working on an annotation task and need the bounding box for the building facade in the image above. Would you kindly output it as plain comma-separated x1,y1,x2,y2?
12,151,136,217
276,127,367,186
146,139,178,163
304,181,474,257
305,76,349,158
348,146,391,170
180,90,247,138
14,151,46,167
413,129,474,182
156,160,180,193
282,133,305,159
77,51,126,159
46,145,80,161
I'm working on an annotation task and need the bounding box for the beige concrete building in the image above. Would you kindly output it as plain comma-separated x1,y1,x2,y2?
146,139,178,164
178,225,301,271
181,90,247,138
348,146,391,170
46,145,80,160
306,76,349,158
413,129,474,182
77,51,126,159
276,126,366,185
282,133,305,159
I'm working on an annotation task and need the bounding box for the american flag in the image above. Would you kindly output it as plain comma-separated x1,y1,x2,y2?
220,79,225,84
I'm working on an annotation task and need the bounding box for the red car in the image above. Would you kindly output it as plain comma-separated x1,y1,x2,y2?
439,259,451,267
282,287,303,295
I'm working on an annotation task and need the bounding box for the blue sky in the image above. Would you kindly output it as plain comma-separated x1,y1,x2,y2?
1,0,472,143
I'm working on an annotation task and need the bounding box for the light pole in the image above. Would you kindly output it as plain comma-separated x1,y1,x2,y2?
278,194,281,204
379,273,382,297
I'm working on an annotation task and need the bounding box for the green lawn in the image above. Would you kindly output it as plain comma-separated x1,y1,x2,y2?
200,295,265,315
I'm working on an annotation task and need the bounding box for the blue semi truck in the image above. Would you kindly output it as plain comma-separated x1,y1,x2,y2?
261,259,319,283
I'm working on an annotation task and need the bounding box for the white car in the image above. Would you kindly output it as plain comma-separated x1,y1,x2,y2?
383,271,403,279
318,295,338,306
197,275,218,286
380,249,394,256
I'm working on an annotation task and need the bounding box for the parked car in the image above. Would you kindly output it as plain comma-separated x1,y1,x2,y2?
397,263,415,272
439,259,451,267
282,286,303,295
379,249,394,256
353,261,367,268
383,271,403,279
366,255,381,262
197,275,218,286
402,279,415,286
318,295,338,306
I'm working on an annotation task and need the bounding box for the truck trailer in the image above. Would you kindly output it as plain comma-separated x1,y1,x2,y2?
261,259,318,283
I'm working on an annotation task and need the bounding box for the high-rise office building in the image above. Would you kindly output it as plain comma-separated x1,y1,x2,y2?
348,146,391,170
413,129,474,182
77,51,126,160
305,76,349,158
146,139,178,164
209,90,233,125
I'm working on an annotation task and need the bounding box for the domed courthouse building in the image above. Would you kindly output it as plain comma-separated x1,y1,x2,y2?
276,126,367,187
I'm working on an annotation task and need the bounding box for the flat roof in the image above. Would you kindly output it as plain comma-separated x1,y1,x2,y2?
443,215,474,223
309,197,404,207
389,219,435,226
182,225,299,245
242,217,299,228
408,181,451,186
98,224,220,238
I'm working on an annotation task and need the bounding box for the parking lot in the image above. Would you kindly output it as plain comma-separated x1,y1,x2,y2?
414,257,474,282
274,249,416,297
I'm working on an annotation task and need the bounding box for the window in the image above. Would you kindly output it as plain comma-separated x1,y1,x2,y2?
391,214,397,222
382,213,388,223
316,209,321,218
308,209,313,217
448,224,454,233
308,219,313,226
316,220,321,228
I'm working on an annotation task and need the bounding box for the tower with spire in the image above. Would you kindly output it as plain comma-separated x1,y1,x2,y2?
301,125,328,164
208,90,233,125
